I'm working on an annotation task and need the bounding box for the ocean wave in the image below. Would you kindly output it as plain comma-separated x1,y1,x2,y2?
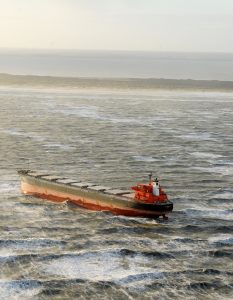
0,253,39,263
117,271,164,286
190,152,223,159
208,234,233,246
2,128,45,142
40,249,172,283
0,238,67,251
208,249,233,258
50,103,142,125
0,181,18,194
119,248,174,259
210,225,233,234
55,104,101,119
0,279,42,299
43,142,74,151
179,132,216,141
212,191,233,200
192,165,233,176
39,248,173,261
187,281,226,290
184,207,233,221
132,155,157,162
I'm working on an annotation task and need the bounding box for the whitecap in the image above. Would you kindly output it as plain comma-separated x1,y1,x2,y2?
132,155,157,162
53,104,143,124
185,207,233,221
55,104,102,119
213,191,233,200
3,128,24,136
0,279,41,299
208,234,233,245
192,166,233,176
179,132,216,141
43,143,73,150
190,152,222,159
0,238,66,251
117,271,163,287
0,249,16,257
42,250,152,284
2,128,45,142
0,181,18,194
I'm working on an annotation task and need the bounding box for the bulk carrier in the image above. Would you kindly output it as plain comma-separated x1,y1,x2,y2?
18,170,173,219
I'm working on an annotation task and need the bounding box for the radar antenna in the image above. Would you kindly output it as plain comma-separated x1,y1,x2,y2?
148,172,153,183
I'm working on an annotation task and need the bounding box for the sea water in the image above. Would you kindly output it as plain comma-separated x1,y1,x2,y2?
0,51,233,299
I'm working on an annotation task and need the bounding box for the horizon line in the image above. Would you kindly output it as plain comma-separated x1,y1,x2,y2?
0,47,233,55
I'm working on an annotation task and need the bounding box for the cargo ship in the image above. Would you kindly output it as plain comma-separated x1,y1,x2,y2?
18,170,173,219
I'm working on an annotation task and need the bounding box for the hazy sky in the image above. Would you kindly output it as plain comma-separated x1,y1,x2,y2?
1,0,233,52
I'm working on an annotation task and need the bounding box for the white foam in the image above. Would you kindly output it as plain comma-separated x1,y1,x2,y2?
3,128,45,142
185,207,233,221
0,249,16,257
43,143,73,150
0,280,41,300
52,104,144,124
208,234,233,245
192,165,233,176
190,152,222,159
132,155,157,162
43,250,152,284
55,104,101,119
1,238,64,251
0,181,18,194
179,132,216,141
213,191,233,200
149,234,206,253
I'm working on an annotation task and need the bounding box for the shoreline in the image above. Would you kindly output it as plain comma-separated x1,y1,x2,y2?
1,73,233,92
